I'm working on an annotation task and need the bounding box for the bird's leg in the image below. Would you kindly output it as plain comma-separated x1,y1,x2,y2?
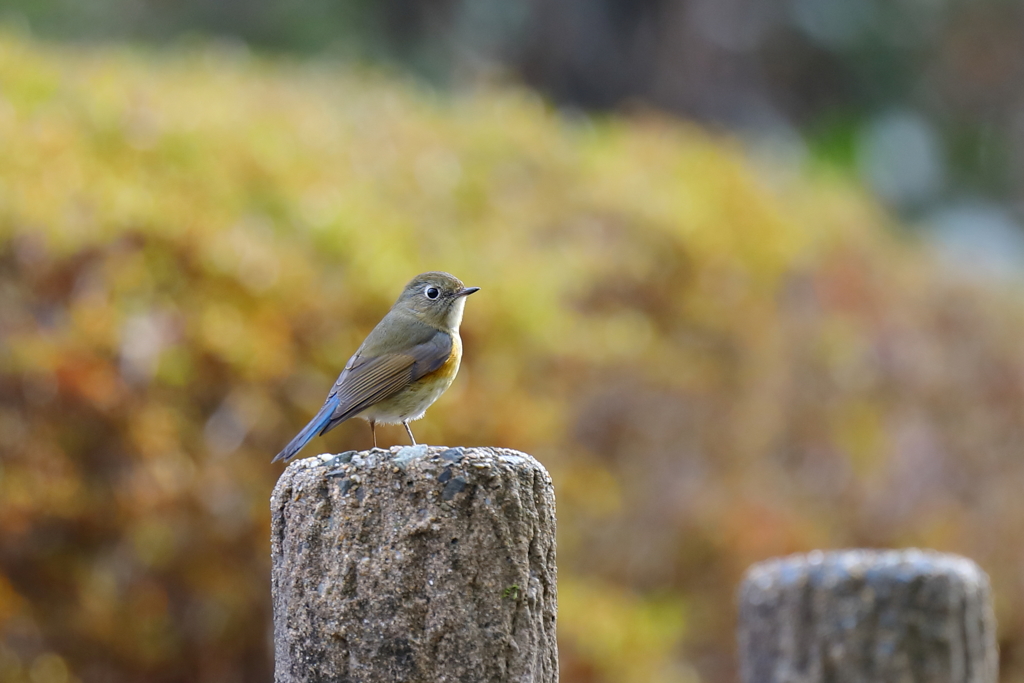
403,420,417,445
369,420,377,449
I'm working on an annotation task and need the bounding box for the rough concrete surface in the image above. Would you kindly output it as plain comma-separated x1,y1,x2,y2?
271,446,557,683
738,549,997,683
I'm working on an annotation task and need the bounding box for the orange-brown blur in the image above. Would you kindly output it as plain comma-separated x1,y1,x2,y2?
2,35,1024,683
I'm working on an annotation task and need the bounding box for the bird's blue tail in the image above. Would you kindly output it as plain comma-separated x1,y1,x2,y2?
272,397,339,463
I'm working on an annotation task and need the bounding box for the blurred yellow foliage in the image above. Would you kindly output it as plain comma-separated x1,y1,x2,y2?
3,32,1024,683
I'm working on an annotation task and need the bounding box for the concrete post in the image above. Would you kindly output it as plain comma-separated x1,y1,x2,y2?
271,445,558,683
738,549,998,683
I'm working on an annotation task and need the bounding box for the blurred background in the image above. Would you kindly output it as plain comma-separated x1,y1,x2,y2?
1,2,1024,682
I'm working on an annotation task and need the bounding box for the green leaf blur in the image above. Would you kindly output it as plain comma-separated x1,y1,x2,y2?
2,34,1023,683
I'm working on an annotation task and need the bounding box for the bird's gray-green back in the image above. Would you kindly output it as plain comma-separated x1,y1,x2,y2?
319,308,453,431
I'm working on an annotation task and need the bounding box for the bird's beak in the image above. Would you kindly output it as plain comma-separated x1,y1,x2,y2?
457,287,480,297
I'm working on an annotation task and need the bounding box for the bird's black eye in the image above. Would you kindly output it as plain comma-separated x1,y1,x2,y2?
425,286,440,300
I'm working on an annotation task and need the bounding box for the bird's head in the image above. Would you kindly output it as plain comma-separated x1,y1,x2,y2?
393,271,479,330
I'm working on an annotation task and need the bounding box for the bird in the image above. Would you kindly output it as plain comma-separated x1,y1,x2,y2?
273,271,479,462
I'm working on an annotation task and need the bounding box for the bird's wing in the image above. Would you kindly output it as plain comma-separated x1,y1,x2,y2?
319,329,452,433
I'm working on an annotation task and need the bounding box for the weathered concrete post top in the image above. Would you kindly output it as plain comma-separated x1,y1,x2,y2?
738,548,998,683
271,445,558,683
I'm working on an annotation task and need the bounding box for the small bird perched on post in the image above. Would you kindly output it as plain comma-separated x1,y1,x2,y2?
273,271,479,463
